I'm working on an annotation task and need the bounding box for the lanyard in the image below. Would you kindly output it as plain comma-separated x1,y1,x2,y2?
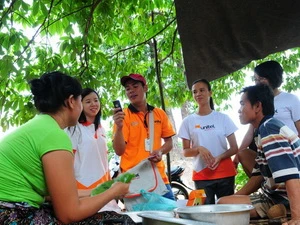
137,111,149,137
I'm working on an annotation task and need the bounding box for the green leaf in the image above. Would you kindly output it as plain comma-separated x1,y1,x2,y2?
32,1,40,16
40,2,48,16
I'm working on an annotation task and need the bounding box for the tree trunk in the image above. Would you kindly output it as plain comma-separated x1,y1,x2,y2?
181,100,192,119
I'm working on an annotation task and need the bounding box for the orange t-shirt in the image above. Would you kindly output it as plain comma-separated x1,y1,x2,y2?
113,104,175,183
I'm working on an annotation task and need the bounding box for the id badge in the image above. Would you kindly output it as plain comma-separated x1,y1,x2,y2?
145,138,150,151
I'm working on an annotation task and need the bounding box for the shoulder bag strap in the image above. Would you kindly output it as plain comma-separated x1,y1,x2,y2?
149,111,154,153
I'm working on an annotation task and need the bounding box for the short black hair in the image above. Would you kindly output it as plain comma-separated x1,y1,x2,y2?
241,84,274,116
254,60,283,89
29,71,82,113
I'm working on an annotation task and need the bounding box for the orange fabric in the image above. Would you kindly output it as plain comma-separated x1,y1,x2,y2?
113,107,175,184
187,189,206,206
77,171,110,189
81,121,93,126
192,158,236,180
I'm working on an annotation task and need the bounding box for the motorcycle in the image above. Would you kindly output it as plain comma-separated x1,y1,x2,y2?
169,165,193,200
109,154,192,200
109,153,121,179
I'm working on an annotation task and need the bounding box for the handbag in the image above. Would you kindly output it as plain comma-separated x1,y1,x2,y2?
123,159,168,211
123,111,168,211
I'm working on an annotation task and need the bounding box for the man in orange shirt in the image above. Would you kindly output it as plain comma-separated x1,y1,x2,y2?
112,73,176,200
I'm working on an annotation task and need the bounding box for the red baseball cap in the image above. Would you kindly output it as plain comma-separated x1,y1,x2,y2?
120,74,147,86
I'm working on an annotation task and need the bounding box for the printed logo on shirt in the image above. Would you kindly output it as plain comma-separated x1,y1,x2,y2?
275,107,289,113
154,120,161,124
195,124,201,128
201,124,215,130
131,121,139,126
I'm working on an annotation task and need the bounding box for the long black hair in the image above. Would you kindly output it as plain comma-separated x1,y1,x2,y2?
192,78,215,110
78,88,102,131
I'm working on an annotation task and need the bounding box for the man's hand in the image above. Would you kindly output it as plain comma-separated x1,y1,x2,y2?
282,219,300,225
148,151,162,163
113,109,125,129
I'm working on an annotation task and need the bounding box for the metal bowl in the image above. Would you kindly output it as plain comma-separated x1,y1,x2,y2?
174,204,254,225
138,211,215,225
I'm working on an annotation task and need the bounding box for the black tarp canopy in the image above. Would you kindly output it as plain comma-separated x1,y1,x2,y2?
174,0,300,88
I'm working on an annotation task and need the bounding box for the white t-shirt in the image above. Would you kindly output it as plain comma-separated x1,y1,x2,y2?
274,92,300,134
66,123,109,187
66,122,120,212
178,111,238,172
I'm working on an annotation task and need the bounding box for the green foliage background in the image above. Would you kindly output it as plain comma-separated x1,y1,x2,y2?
1,0,299,131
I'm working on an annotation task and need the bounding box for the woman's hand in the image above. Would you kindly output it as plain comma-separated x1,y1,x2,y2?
198,146,214,167
207,156,221,170
110,182,130,199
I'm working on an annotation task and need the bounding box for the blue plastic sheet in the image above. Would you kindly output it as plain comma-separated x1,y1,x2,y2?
132,189,177,211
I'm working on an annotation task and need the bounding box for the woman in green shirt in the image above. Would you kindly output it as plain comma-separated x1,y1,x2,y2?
0,71,135,224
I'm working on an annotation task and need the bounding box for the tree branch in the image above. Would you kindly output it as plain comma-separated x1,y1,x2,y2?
83,0,102,42
113,53,119,75
40,3,94,33
0,0,16,28
110,17,176,58
79,0,103,76
16,0,55,60
159,28,178,64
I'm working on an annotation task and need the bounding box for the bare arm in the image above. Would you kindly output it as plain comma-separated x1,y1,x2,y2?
233,125,254,165
112,109,126,156
210,133,238,170
283,179,300,224
239,124,254,151
155,136,173,155
216,133,238,160
148,136,174,163
181,138,214,166
235,175,263,195
182,139,198,157
295,120,300,138
42,150,129,224
78,189,92,198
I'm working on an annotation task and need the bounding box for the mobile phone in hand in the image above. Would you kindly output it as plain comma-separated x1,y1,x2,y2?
113,100,122,113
